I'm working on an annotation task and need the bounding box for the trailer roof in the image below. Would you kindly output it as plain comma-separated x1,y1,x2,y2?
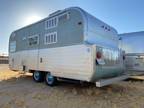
119,31,144,36
12,7,116,35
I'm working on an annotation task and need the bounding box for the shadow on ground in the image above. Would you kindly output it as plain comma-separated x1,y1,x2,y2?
1,65,144,108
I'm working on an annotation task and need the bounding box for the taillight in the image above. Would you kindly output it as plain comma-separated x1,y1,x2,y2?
96,51,102,59
96,51,105,65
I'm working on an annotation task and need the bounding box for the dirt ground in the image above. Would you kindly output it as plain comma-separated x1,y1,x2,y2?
0,64,144,108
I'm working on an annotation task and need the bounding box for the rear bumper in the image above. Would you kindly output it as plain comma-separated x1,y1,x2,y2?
95,74,128,87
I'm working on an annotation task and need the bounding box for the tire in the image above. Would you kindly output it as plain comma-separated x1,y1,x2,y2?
33,71,44,82
45,72,57,86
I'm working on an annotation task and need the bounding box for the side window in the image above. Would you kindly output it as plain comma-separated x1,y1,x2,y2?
45,32,57,44
10,41,16,52
28,35,39,46
58,13,70,21
45,17,58,29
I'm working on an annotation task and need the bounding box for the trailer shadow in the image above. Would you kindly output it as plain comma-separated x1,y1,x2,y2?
57,81,130,96
0,65,135,97
1,72,143,108
1,65,144,108
0,72,132,97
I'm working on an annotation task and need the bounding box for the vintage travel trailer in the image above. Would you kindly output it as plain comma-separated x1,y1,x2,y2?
119,31,144,72
9,7,127,87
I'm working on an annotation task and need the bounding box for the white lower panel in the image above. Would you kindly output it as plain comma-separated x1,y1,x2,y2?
39,45,94,81
9,50,38,71
9,44,94,81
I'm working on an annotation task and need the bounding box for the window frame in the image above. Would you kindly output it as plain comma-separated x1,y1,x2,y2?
28,34,39,46
10,41,16,53
45,17,58,30
44,32,57,45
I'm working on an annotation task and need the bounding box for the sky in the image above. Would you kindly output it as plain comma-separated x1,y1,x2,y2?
0,0,144,54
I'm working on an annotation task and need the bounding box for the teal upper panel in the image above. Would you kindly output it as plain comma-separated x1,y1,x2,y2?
9,7,118,52
9,7,86,52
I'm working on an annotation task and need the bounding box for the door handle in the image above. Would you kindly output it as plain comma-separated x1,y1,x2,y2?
40,58,43,63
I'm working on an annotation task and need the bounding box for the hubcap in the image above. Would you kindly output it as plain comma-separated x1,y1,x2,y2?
46,73,54,84
34,71,40,80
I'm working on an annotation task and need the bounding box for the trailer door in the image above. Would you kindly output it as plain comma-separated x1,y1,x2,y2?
27,35,39,71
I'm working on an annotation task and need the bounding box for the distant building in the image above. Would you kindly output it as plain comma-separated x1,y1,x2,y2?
0,56,8,64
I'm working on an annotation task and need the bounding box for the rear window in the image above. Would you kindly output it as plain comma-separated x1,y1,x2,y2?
102,48,120,65
10,41,16,53
96,46,121,66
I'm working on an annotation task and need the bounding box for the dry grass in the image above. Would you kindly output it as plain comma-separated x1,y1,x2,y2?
0,64,144,108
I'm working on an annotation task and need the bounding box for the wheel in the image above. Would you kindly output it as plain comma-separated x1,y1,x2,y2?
33,71,44,82
45,72,57,86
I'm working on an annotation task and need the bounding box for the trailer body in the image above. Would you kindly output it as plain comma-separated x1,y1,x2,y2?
9,7,125,86
119,31,144,71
